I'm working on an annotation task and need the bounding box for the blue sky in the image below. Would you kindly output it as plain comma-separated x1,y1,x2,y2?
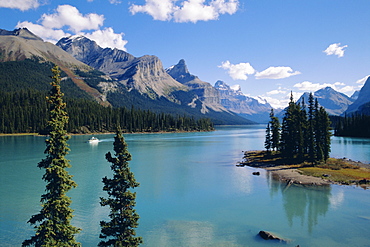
1,0,369,108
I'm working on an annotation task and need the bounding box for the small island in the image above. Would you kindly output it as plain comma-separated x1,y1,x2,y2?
238,150,370,189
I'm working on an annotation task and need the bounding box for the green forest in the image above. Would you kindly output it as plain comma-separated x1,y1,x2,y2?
334,114,370,138
0,59,214,134
0,89,214,134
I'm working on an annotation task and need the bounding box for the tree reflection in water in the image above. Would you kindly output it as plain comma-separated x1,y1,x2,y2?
267,172,331,233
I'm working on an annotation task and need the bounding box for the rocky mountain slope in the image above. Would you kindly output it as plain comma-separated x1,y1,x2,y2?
214,80,272,123
166,59,226,113
57,36,187,102
57,36,253,124
297,87,354,116
0,28,251,124
0,28,111,105
345,76,370,115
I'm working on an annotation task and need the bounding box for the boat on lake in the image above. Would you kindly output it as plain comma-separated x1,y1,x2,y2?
88,137,99,143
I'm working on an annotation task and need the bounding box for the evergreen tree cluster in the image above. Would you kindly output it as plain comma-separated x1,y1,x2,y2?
265,92,332,163
0,90,214,134
334,114,370,138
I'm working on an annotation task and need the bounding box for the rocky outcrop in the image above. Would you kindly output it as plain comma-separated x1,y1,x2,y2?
214,80,272,123
166,59,226,113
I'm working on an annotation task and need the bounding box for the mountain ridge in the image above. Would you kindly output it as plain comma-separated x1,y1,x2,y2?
57,36,187,101
214,80,272,123
344,76,370,115
0,28,111,106
57,35,254,124
297,87,354,116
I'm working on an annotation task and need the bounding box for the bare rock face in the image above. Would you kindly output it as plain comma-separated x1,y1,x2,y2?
166,59,226,113
122,55,188,100
57,36,187,100
57,36,135,74
214,80,272,123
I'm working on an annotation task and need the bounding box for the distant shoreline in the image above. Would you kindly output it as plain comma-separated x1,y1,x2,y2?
0,129,214,137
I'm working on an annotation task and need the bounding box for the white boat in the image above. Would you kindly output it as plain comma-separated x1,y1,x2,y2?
88,137,99,143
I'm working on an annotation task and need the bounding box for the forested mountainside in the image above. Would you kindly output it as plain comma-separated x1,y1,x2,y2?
0,28,252,130
0,59,214,134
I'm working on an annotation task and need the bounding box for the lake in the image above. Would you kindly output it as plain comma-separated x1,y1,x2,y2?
1,125,370,246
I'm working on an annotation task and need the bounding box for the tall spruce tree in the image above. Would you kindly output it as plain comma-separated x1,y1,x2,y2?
265,122,272,152
307,93,316,162
99,127,142,247
22,66,81,247
319,106,332,161
269,109,281,151
280,92,301,159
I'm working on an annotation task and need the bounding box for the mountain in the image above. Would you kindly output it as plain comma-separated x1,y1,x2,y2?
57,36,187,102
0,28,111,105
344,76,370,115
350,90,360,101
57,36,252,124
214,80,272,123
166,59,226,113
0,28,88,68
297,87,354,116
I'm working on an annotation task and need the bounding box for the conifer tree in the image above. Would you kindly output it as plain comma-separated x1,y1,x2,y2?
269,109,280,151
307,93,316,162
280,92,300,159
22,66,81,247
265,122,272,152
99,127,143,247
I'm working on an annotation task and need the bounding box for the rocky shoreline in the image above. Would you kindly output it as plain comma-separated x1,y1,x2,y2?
239,151,370,187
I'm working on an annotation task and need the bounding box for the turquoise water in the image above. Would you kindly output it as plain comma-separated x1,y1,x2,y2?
1,125,370,246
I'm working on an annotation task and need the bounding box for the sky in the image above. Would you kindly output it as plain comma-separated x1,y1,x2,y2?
0,0,369,108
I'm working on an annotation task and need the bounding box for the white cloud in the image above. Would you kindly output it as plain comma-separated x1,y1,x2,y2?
16,5,128,50
266,87,286,95
109,0,122,4
255,66,301,79
129,0,239,23
41,5,105,33
293,80,356,96
337,85,355,94
355,75,370,86
323,43,348,58
293,81,342,92
84,27,128,50
16,21,71,43
230,84,241,92
257,95,287,109
130,0,177,21
0,0,40,11
219,61,255,80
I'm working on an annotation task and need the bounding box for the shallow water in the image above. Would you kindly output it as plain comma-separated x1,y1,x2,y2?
1,125,370,246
